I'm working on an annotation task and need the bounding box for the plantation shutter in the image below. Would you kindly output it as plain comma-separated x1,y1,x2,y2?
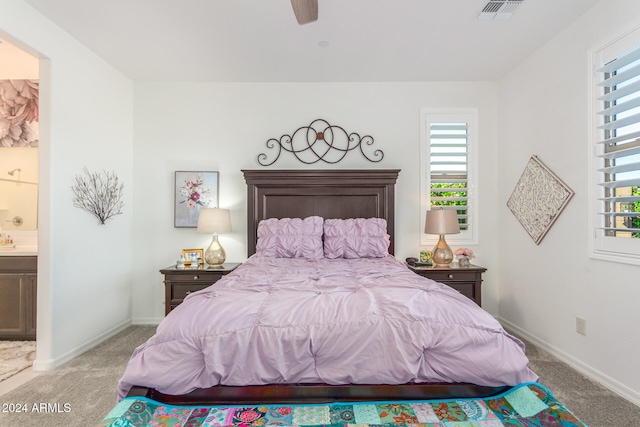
596,45,640,238
429,123,469,230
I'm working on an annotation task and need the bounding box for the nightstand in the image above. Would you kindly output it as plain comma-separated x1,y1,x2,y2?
160,263,241,315
407,262,486,306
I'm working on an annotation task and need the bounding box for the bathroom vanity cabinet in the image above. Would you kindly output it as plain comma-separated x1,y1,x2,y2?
0,256,37,340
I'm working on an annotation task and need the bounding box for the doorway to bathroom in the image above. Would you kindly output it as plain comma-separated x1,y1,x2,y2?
0,36,39,385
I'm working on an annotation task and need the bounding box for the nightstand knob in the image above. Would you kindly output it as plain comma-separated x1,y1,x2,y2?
193,275,199,280
448,274,454,279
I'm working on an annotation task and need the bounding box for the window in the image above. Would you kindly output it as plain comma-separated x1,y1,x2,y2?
591,27,640,264
420,109,478,245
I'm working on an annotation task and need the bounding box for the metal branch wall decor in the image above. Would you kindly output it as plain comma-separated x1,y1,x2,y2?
72,167,124,225
257,118,384,166
507,155,574,245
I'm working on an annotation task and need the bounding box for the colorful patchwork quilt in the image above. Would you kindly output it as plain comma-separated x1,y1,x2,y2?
99,382,588,427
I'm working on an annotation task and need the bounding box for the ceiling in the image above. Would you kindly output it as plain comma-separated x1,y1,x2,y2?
19,0,600,82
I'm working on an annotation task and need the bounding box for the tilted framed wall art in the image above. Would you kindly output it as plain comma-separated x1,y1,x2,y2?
507,155,574,245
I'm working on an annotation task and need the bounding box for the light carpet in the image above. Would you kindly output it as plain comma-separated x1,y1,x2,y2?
1,326,639,426
0,340,36,382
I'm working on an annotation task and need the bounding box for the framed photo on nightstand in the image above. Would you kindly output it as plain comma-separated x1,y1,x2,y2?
182,248,204,266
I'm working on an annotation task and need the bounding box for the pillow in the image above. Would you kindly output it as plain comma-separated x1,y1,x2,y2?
256,216,324,259
323,218,390,259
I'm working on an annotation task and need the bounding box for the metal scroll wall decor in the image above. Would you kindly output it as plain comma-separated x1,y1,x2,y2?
506,155,574,245
257,119,384,166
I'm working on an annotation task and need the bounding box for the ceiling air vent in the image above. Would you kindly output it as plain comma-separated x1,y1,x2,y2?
477,0,524,20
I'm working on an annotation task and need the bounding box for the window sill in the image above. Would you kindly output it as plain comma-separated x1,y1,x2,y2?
589,250,640,267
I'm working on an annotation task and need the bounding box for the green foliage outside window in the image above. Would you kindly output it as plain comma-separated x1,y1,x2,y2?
430,183,467,227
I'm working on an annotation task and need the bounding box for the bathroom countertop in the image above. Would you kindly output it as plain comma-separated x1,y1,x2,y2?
0,246,38,256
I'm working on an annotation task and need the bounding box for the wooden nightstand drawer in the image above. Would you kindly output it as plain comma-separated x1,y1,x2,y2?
164,272,223,283
407,263,486,306
171,283,211,300
161,263,241,315
421,271,477,283
446,282,475,301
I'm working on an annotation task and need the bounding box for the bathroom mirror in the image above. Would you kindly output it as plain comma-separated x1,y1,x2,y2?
0,148,38,231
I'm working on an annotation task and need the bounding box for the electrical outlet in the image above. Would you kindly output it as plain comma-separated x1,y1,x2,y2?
576,317,587,336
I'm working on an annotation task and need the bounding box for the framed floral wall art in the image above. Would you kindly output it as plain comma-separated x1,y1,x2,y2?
506,156,574,245
174,171,219,228
0,80,39,147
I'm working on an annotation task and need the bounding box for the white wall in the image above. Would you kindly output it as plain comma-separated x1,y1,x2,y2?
0,0,135,368
132,81,501,322
498,0,640,404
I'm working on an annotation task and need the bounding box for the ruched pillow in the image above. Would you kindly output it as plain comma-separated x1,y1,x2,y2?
256,216,324,259
323,218,390,259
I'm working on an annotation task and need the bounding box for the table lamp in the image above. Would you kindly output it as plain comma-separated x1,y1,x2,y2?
424,208,460,266
197,208,232,267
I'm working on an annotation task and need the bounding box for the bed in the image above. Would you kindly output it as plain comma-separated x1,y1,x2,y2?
120,169,537,404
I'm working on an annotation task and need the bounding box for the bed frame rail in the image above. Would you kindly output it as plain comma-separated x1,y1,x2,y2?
127,383,511,405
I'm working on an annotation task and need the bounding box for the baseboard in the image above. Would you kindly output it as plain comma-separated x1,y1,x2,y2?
498,316,640,407
32,319,132,371
132,317,162,325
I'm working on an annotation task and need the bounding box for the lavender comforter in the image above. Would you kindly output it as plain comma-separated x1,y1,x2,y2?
118,256,537,400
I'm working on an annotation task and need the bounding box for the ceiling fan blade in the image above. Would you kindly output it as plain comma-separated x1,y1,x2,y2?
290,0,318,25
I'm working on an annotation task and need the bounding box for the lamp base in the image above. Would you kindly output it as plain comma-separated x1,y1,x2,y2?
205,233,226,267
432,234,453,266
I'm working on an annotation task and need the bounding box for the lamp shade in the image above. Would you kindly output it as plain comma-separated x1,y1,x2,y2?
197,208,232,234
424,208,460,235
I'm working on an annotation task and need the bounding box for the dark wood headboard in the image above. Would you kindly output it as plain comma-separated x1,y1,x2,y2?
242,169,400,257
